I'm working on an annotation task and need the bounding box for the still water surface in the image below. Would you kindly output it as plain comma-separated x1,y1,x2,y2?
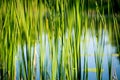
15,29,120,80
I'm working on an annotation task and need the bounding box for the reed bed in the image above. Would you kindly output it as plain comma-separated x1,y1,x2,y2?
0,0,120,80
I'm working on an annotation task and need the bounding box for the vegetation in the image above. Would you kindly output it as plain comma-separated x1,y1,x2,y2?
0,0,119,80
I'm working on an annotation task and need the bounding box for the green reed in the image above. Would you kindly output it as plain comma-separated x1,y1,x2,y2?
0,0,119,80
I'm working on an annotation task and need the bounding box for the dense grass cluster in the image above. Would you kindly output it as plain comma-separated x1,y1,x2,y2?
0,0,120,80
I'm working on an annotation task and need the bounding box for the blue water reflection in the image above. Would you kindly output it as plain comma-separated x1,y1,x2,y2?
15,30,120,80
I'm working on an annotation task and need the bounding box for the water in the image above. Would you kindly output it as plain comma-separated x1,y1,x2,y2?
80,30,120,80
15,30,120,80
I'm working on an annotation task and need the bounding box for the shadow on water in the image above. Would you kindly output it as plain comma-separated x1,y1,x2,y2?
15,29,120,80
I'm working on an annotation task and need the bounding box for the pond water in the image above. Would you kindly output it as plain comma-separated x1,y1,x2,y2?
15,29,120,80
80,30,120,80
